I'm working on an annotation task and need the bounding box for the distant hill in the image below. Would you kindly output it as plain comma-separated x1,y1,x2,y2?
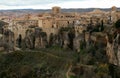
0,8,120,16
61,8,115,12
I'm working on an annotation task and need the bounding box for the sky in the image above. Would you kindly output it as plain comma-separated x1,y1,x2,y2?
0,0,120,10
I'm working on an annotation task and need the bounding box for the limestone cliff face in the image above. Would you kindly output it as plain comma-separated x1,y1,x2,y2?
62,32,69,49
24,28,47,49
34,37,41,48
0,34,3,39
106,33,120,66
73,34,85,52
35,33,47,49
117,45,120,66
106,41,118,65
73,38,80,52
0,30,14,51
114,34,120,66
24,29,34,49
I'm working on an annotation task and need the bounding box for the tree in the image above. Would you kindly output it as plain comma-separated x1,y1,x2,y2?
18,34,22,48
115,19,120,29
100,20,104,31
68,29,75,49
49,33,54,46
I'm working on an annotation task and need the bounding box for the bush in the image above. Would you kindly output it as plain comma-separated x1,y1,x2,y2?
115,19,120,28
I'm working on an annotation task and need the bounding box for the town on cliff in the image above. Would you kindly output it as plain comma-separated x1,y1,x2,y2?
0,6,120,78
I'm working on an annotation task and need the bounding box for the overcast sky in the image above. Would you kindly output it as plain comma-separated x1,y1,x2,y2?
0,0,120,10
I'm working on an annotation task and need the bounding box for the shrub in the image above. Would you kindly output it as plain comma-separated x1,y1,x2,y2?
115,19,120,28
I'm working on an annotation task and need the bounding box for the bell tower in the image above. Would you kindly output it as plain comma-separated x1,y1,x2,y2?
111,6,117,12
52,6,61,14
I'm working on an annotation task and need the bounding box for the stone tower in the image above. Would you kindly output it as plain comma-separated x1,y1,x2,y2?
52,6,61,14
111,6,117,23
111,6,117,12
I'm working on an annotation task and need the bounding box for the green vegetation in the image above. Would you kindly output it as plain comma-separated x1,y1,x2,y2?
69,39,120,78
70,75,76,78
38,46,76,62
59,27,73,32
115,19,120,28
0,49,73,78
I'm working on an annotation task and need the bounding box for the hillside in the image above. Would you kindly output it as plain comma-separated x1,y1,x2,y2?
0,8,120,16
0,47,76,78
0,46,120,78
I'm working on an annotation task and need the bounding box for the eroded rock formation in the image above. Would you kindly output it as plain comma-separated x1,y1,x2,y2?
106,33,120,66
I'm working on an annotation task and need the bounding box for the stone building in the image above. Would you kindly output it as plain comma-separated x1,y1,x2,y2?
52,6,61,14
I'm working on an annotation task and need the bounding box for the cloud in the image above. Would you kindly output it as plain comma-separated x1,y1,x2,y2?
0,0,120,9
57,0,120,8
0,0,78,6
0,0,87,6
0,0,48,6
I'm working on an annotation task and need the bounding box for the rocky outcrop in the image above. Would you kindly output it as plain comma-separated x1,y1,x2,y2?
62,32,69,49
0,47,4,51
106,33,120,66
115,34,120,66
24,28,47,49
117,45,120,65
0,34,3,39
73,34,85,52
35,32,47,48
24,29,35,49
1,29,15,51
106,41,118,65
